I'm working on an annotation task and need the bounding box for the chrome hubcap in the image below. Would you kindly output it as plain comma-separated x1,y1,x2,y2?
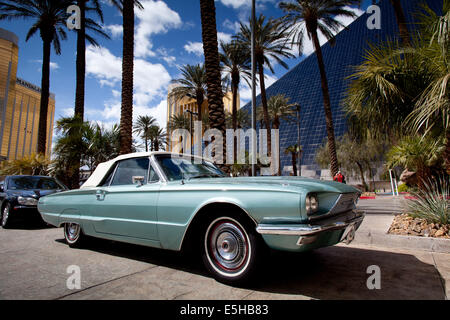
208,221,248,271
66,223,79,241
2,206,9,225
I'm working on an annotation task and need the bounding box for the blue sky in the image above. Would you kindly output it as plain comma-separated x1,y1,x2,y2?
0,0,372,150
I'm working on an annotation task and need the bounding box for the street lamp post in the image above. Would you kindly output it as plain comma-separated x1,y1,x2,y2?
251,0,256,176
294,104,301,176
185,109,198,154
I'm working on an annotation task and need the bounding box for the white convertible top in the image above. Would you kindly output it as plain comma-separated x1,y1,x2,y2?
80,151,210,189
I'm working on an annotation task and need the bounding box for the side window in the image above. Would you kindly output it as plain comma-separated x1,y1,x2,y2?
100,164,117,187
110,157,149,186
148,164,159,183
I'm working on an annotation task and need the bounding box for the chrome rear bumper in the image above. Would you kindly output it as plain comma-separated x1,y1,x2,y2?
256,210,365,246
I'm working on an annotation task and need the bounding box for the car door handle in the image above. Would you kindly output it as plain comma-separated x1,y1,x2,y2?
96,190,106,201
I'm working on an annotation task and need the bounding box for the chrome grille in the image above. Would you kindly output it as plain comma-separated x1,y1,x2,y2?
329,193,358,214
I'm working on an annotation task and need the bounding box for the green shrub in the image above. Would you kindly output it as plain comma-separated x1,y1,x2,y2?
406,176,449,224
397,184,409,193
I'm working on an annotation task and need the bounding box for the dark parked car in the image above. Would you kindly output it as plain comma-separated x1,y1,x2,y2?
0,175,67,228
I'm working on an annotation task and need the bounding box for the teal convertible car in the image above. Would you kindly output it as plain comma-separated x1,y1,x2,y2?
38,152,364,284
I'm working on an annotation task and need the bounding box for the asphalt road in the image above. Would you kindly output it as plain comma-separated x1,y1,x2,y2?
0,221,448,300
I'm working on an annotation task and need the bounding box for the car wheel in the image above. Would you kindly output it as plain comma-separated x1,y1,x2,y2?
1,203,12,229
64,223,85,248
202,216,264,285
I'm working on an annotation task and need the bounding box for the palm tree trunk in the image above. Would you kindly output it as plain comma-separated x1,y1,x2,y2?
72,0,86,189
120,0,135,155
196,93,203,124
291,152,297,176
356,161,368,191
389,0,411,45
311,30,339,177
37,37,51,155
231,77,238,163
445,128,450,175
75,0,86,119
273,120,281,176
257,60,272,158
199,0,227,170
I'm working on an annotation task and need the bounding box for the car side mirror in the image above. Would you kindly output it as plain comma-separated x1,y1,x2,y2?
132,176,145,186
0,185,3,192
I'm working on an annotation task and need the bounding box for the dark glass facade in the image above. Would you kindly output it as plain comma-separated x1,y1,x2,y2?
241,0,441,176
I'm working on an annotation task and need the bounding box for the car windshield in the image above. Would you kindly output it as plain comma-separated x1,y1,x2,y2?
8,176,65,190
155,155,226,181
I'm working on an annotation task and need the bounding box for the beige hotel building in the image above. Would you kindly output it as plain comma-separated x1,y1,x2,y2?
166,83,238,151
0,28,55,161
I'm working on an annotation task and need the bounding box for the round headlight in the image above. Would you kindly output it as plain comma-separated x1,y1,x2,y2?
310,195,319,212
306,194,319,215
305,195,311,213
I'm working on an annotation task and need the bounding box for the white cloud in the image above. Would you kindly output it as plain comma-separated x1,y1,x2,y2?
135,0,182,58
184,32,233,56
222,19,241,34
184,41,203,56
86,45,122,86
217,32,232,44
85,44,171,125
33,60,59,71
105,24,123,38
50,62,59,70
218,0,275,10
156,47,176,66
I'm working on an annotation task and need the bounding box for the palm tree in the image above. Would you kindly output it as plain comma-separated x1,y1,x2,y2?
171,64,207,123
387,135,445,188
168,113,190,153
279,0,360,177
199,0,228,170
74,0,109,119
389,0,410,45
285,144,301,176
53,115,90,188
343,40,425,142
225,109,250,129
257,94,296,131
220,40,251,163
109,0,143,155
0,0,72,155
148,125,167,151
408,0,449,174
133,115,156,152
235,15,294,158
257,94,296,175
85,122,120,171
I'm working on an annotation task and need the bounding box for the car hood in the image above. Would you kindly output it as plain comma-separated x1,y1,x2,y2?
181,176,359,194
7,189,62,198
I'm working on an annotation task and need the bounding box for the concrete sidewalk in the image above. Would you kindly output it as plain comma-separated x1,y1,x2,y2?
354,197,450,254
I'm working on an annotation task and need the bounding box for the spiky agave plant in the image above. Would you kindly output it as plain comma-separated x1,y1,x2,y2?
406,176,449,225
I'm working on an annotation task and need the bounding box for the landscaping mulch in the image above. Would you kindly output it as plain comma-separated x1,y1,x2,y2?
388,213,450,239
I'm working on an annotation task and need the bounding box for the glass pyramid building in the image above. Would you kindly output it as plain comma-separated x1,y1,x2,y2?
241,0,442,178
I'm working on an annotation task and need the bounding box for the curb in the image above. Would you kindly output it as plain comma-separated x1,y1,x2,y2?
353,230,450,254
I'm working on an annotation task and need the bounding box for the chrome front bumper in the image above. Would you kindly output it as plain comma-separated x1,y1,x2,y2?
256,210,365,246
